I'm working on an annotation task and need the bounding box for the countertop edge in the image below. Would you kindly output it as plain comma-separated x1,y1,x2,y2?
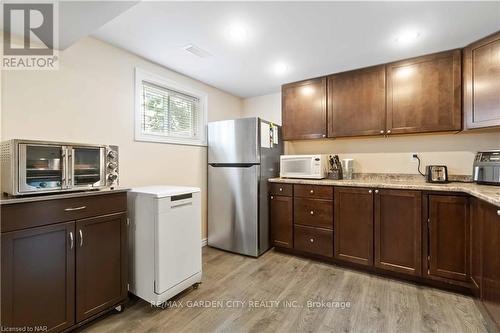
269,178,500,208
0,188,130,205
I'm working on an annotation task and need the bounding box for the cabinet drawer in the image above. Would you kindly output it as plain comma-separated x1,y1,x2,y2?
294,185,333,199
269,183,293,197
294,225,333,257
294,198,333,229
1,192,127,233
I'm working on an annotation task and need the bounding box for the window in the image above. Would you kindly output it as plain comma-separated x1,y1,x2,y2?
135,68,207,146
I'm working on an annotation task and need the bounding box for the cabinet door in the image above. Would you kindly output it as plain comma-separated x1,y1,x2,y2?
334,187,374,266
464,32,500,129
428,195,469,282
374,189,422,276
76,212,127,322
481,201,500,328
470,198,482,295
1,222,75,332
386,50,461,134
270,195,293,248
328,65,386,137
282,78,327,140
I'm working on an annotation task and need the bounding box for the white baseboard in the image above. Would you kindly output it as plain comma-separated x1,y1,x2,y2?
201,238,208,247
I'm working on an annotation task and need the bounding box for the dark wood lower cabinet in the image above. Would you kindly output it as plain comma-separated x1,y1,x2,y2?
480,201,500,328
374,189,422,276
76,213,128,322
270,195,293,248
427,195,469,282
1,192,128,333
1,222,75,333
470,198,482,295
334,187,374,266
269,182,500,329
294,225,333,257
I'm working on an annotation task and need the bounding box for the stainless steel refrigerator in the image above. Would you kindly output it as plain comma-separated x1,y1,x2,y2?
208,117,283,257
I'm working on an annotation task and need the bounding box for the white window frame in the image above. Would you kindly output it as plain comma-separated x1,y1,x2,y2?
135,68,208,146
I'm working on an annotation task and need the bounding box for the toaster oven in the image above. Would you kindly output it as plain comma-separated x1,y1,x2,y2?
1,139,119,196
280,155,328,179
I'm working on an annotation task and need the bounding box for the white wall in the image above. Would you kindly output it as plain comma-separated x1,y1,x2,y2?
242,92,500,175
242,92,281,125
1,37,243,238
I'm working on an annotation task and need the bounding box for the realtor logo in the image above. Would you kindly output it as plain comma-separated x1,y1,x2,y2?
2,2,58,69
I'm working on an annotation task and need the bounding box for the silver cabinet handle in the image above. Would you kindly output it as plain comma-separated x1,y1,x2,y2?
380,130,384,134
387,130,392,134
79,229,83,247
279,187,283,192
69,232,74,250
310,190,314,194
369,190,373,194
497,210,500,216
375,190,379,194
64,206,86,212
310,238,314,243
270,196,274,200
310,210,314,215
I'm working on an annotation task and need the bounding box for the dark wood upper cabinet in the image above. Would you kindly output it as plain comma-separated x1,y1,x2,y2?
270,194,293,248
374,189,422,276
386,49,462,135
1,222,75,332
464,31,500,129
427,195,469,282
328,65,386,137
480,201,500,328
282,78,327,140
76,212,128,322
334,187,374,266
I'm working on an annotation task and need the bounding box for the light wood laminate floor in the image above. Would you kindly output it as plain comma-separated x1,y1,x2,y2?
82,247,488,333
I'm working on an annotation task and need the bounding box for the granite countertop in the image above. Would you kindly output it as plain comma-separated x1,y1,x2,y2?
0,187,130,205
269,174,500,208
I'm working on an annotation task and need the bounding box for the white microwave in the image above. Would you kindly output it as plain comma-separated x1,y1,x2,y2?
280,155,328,179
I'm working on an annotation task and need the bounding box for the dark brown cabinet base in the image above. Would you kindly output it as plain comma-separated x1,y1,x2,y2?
270,182,500,330
1,222,75,333
375,189,422,276
76,213,128,322
1,192,128,333
426,195,470,283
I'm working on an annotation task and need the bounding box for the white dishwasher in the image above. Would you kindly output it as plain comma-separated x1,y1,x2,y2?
127,186,202,305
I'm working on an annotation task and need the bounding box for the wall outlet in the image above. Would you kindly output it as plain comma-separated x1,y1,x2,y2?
411,153,419,161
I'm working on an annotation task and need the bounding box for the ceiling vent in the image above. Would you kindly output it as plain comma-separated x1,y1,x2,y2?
183,44,212,58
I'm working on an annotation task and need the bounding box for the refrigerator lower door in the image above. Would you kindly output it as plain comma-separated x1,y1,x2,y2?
208,164,259,257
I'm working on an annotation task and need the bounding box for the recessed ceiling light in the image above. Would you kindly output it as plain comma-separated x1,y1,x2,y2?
394,30,421,45
226,23,248,43
272,62,288,75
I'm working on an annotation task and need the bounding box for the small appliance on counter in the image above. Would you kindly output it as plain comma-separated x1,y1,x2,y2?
1,139,119,196
473,150,500,185
280,154,328,179
341,158,354,180
128,186,202,305
426,165,448,183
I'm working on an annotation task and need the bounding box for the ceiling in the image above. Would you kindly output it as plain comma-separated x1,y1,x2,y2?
0,1,139,49
97,2,497,97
